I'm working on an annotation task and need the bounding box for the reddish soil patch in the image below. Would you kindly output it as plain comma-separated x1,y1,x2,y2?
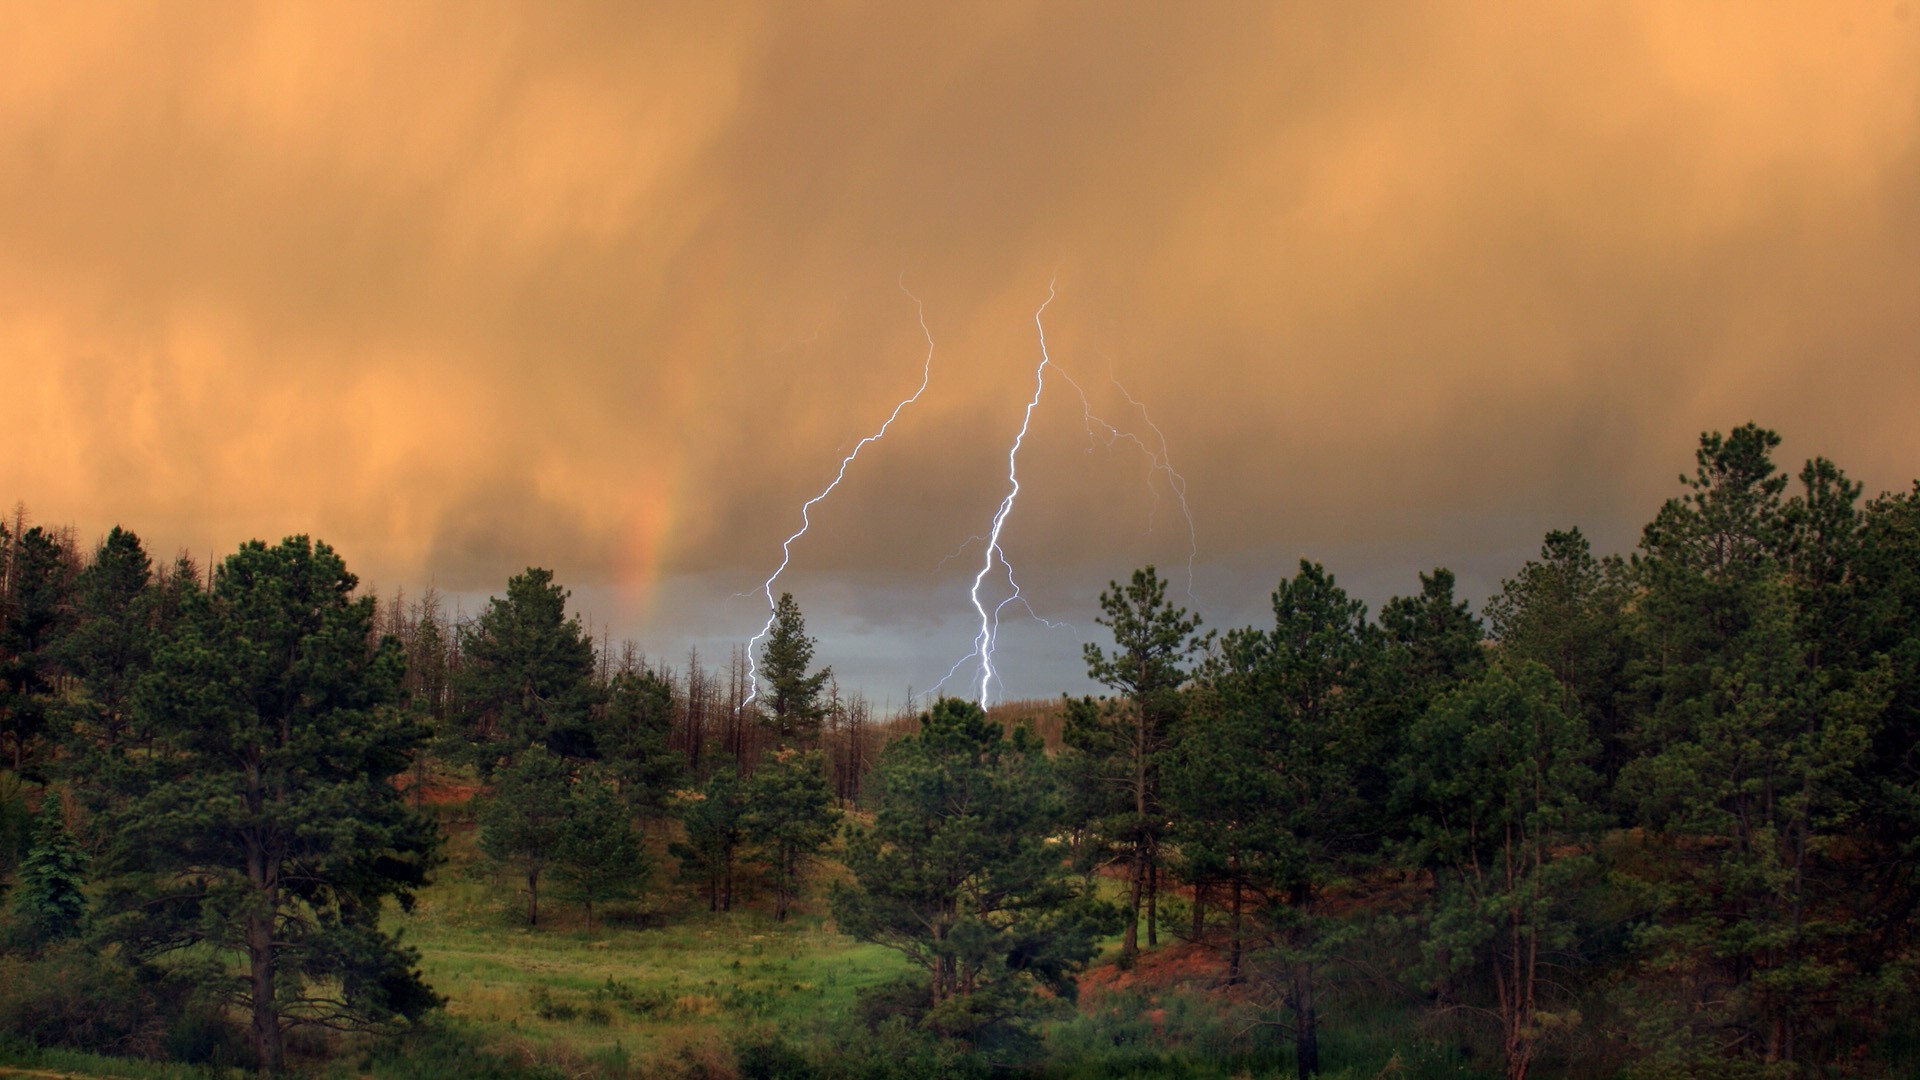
1081,939,1233,999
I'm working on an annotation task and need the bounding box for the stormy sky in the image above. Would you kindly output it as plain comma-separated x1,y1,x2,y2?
5,3,1918,701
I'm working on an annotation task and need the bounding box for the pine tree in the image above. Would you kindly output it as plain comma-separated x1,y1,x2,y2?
0,526,77,774
1196,559,1376,1080
456,568,599,767
104,537,439,1071
759,592,831,746
12,793,88,944
553,769,650,931
741,748,838,921
1073,565,1208,957
1397,661,1604,1080
596,667,681,819
1363,567,1486,832
59,526,153,758
1483,529,1633,784
833,699,1115,1043
1853,482,1920,996
478,746,572,926
1163,682,1283,981
671,771,748,912
1619,426,1888,1068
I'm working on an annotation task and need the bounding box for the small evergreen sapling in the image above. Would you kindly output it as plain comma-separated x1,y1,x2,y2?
13,794,87,944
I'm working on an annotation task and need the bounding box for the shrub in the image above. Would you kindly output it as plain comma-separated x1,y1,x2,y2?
0,943,165,1058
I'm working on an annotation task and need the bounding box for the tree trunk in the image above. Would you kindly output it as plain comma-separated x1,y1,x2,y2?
1228,879,1244,984
1293,959,1319,1080
248,906,281,1072
1124,840,1144,956
1506,1038,1532,1080
526,869,540,926
244,766,284,1073
1146,852,1159,947
1191,881,1206,942
1434,944,1454,1006
1126,706,1148,958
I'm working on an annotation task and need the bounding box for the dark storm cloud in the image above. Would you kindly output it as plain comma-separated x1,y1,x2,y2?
3,2,1917,693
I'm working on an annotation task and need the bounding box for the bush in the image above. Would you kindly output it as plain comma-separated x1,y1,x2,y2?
164,1005,247,1068
734,1021,989,1080
852,975,930,1030
357,1017,566,1080
825,1019,988,1080
735,1031,820,1080
0,943,166,1058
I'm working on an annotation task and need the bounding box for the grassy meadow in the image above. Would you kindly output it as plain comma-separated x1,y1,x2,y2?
0,780,1672,1080
384,804,915,1073
1,766,1503,1080
322,794,1482,1079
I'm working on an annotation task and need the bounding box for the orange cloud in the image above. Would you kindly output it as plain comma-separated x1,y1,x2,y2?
2,3,1916,688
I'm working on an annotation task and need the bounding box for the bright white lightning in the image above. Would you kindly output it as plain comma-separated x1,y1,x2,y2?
964,279,1058,707
741,284,936,710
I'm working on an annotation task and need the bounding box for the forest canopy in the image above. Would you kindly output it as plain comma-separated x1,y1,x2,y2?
0,422,1917,1078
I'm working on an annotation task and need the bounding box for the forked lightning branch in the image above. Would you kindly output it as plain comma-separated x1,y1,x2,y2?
744,279,1197,710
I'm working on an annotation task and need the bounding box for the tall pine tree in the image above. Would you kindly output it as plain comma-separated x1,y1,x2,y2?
103,537,440,1071
455,568,599,767
758,592,831,747
1072,565,1208,957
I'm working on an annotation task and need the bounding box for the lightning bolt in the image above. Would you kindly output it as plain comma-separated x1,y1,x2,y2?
742,281,936,710
1109,372,1200,604
1054,364,1201,606
958,279,1058,708
742,278,1197,711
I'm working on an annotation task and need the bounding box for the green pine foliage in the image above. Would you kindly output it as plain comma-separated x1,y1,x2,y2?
477,746,573,927
742,748,839,922
99,536,440,1073
1615,425,1890,1069
1397,661,1605,1079
759,592,832,746
834,699,1117,1046
671,770,748,913
595,667,681,818
552,768,651,931
0,525,77,777
1187,559,1377,1080
11,794,88,945
1482,528,1634,785
1072,565,1209,958
480,751,653,931
55,527,154,770
455,568,600,766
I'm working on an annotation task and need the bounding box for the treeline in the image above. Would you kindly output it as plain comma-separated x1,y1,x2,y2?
366,573,897,808
0,421,1917,1078
1055,424,1920,1078
0,519,896,1069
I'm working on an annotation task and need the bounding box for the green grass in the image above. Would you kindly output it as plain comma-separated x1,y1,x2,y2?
0,1038,224,1079
0,807,1585,1077
381,818,911,1071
